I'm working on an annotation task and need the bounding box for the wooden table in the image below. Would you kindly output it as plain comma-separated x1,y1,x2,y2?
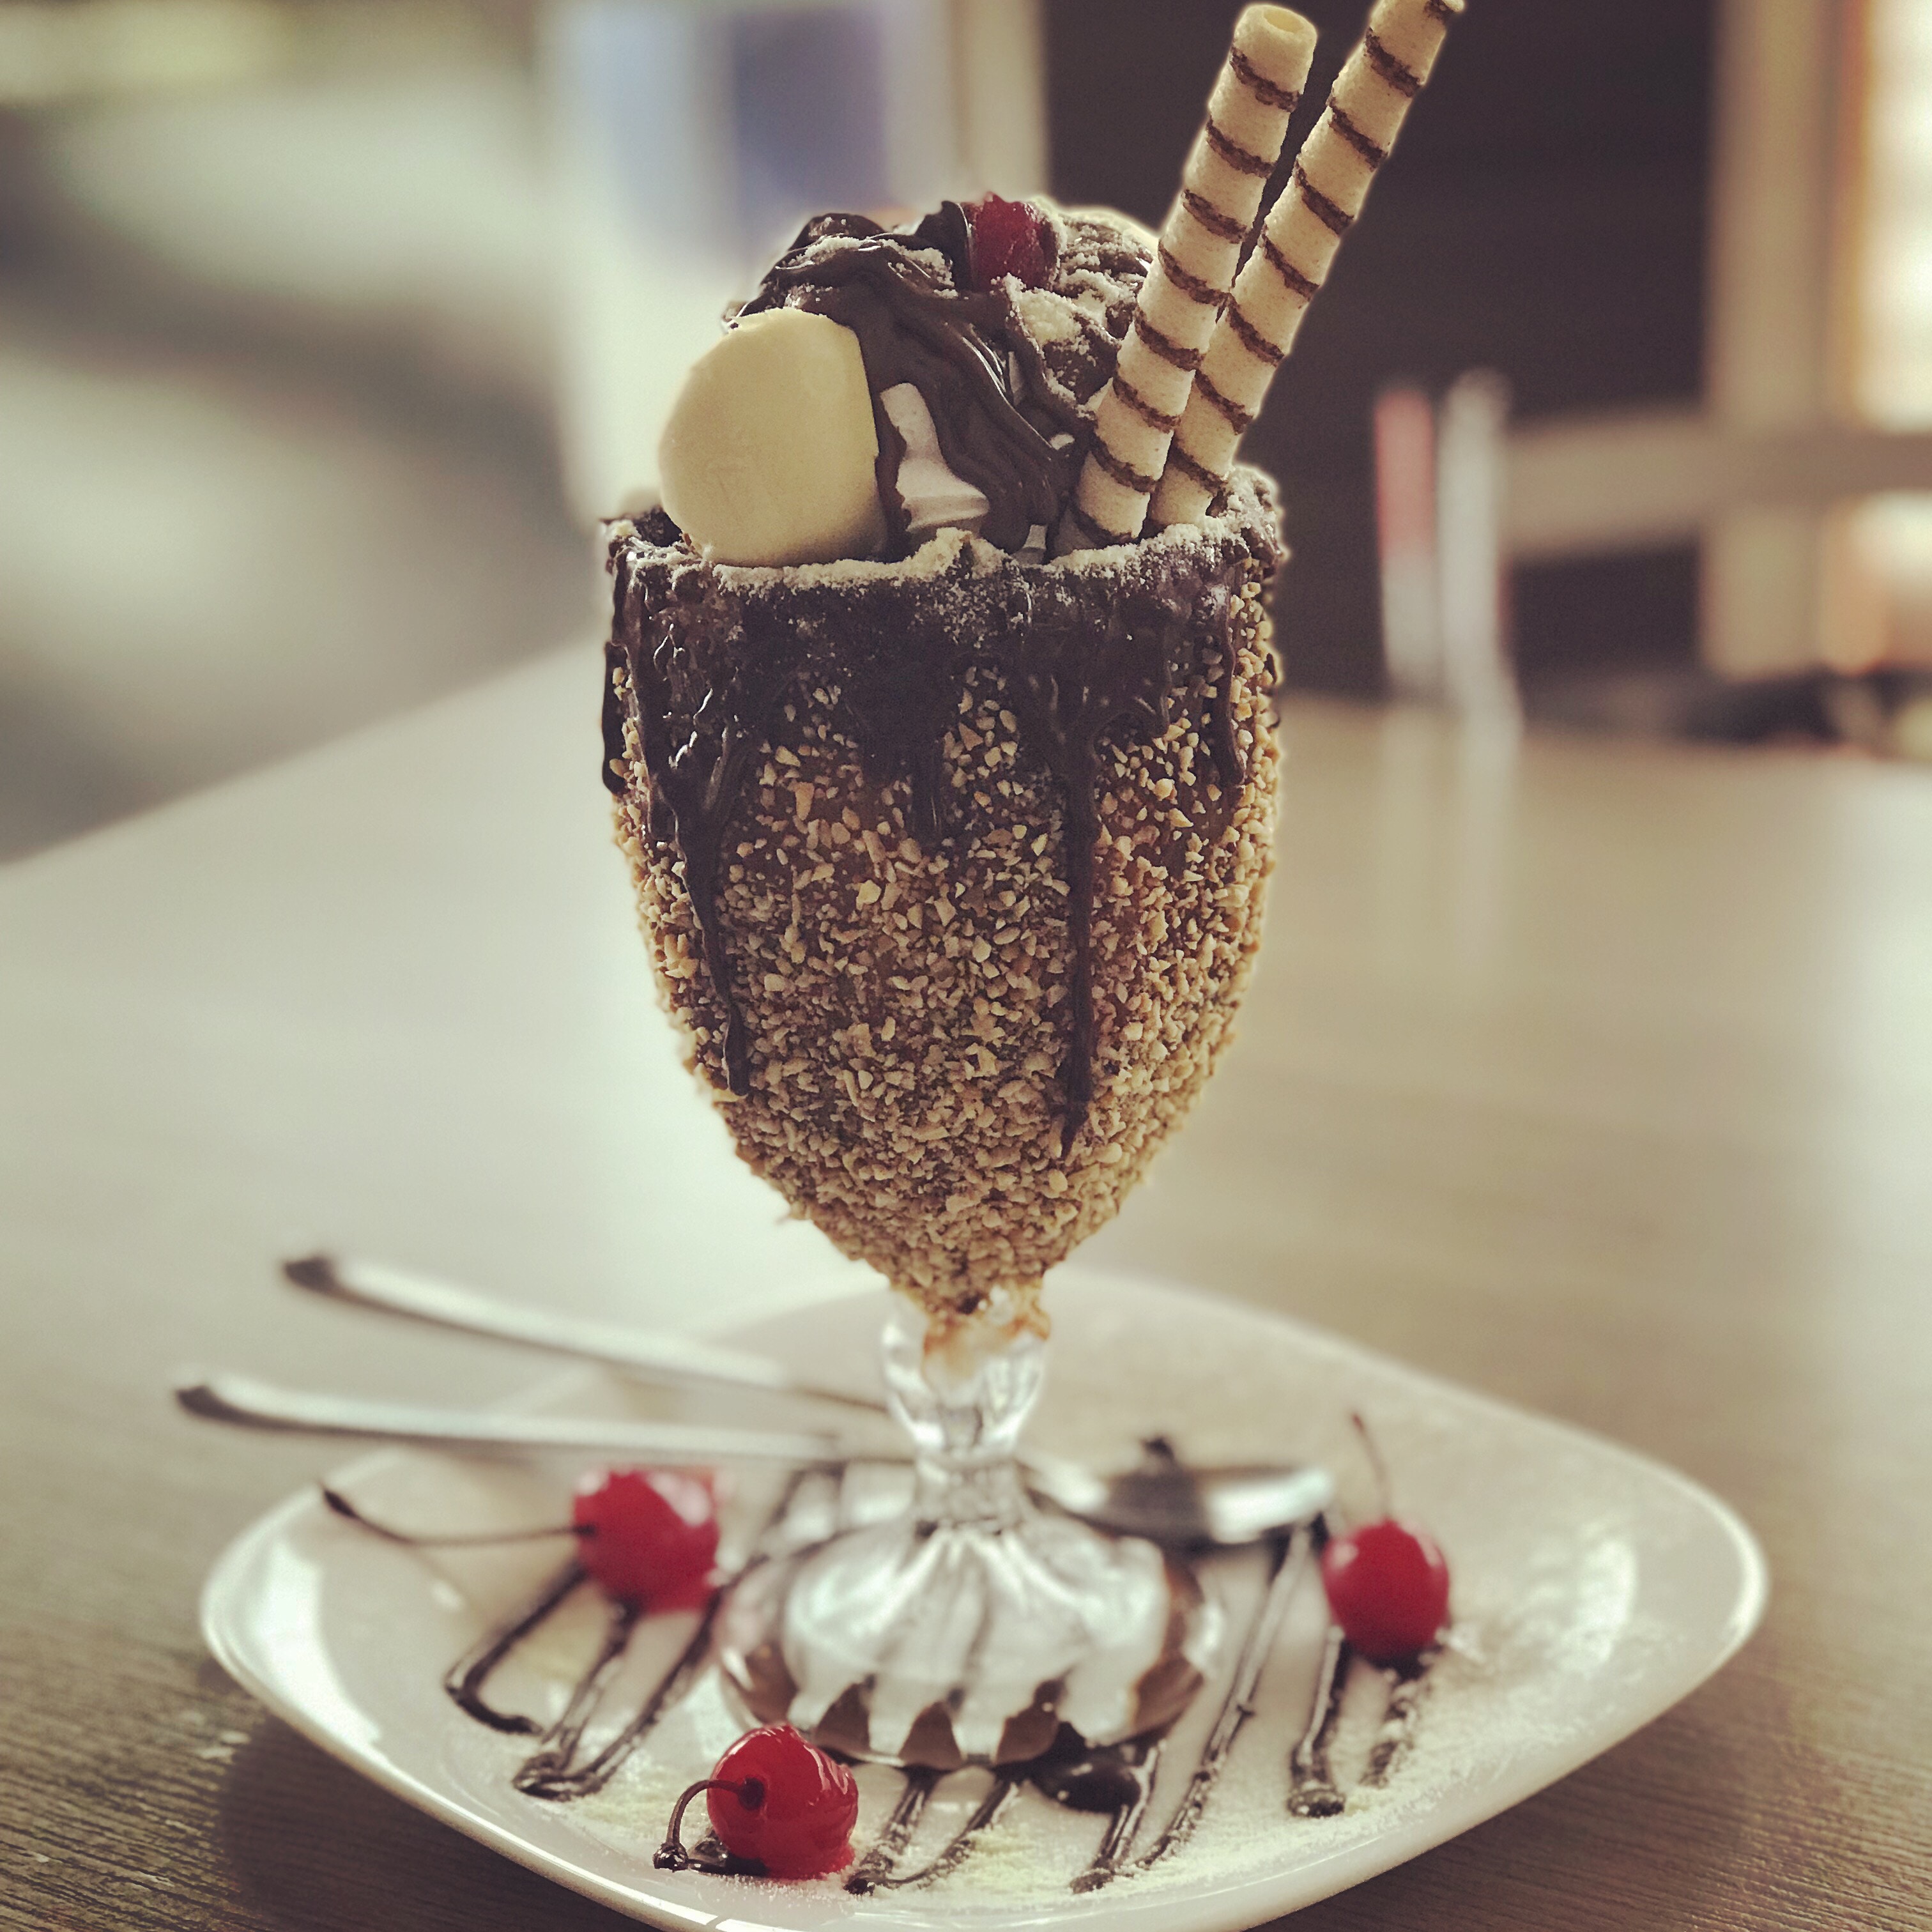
3,651,1927,1930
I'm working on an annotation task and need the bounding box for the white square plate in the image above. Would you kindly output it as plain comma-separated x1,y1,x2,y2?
201,1271,1765,1930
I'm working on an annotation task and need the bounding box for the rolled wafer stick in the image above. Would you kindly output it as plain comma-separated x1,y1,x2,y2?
1055,6,1317,554
1149,0,1463,529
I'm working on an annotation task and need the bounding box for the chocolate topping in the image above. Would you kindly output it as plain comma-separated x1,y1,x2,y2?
739,213,1073,554
726,202,1148,558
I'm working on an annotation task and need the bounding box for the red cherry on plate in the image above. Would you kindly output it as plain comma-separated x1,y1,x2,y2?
1321,1518,1451,1664
572,1468,717,1611
706,1724,860,1878
967,193,1050,289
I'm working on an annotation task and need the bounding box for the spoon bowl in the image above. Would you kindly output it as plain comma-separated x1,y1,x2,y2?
1027,1436,1333,1546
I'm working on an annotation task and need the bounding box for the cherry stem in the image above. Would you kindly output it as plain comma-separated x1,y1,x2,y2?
321,1485,588,1549
657,1779,746,1871
1349,1412,1393,1519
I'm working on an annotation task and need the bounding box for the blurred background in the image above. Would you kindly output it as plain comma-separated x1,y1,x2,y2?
3,0,1931,864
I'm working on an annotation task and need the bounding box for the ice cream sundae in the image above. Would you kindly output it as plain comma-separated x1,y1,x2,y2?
597,0,1461,1813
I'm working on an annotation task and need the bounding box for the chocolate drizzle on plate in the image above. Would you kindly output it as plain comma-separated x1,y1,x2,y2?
371,1478,1432,1897
841,1765,944,1892
1289,1629,1436,1816
444,1561,585,1735
1365,1654,1432,1784
518,1595,723,1801
510,1594,644,1794
1042,1730,1163,1892
1287,1624,1351,1816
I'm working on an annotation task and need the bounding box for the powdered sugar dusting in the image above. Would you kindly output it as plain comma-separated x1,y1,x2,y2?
700,475,1271,592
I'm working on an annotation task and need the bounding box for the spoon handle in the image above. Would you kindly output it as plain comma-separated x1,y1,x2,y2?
175,1371,873,1466
277,1258,1078,1496
283,1254,888,1414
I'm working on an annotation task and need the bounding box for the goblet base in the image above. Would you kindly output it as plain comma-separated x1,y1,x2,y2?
716,1508,1211,1768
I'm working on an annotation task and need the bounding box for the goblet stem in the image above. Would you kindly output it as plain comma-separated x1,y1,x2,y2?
880,1296,1042,1533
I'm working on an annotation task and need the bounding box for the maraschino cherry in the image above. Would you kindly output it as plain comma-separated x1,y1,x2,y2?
1319,1414,1450,1665
323,1464,719,1614
572,1468,718,1611
967,193,1051,289
659,1724,860,1879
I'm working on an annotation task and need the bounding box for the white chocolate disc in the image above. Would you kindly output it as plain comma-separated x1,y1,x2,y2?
657,308,887,567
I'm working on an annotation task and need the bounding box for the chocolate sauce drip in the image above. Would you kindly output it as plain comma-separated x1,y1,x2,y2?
601,557,635,798
768,210,885,257
511,1597,642,1797
1029,209,1153,413
444,1561,586,1734
743,233,1071,554
1362,1652,1433,1788
1287,1627,1349,1818
843,1765,942,1893
999,576,1200,1148
516,1594,725,1800
615,558,802,1095
907,200,972,286
1130,1526,1315,1873
1037,1731,1161,1893
607,500,1279,1141
837,625,965,843
1202,586,1247,791
855,1774,1020,1892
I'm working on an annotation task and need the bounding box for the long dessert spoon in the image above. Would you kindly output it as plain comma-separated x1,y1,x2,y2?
283,1253,888,1414
175,1374,1331,1547
280,1253,1335,1542
176,1372,851,1465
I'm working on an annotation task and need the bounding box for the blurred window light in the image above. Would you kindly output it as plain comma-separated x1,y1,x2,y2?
0,0,512,109
0,1,298,105
0,0,585,861
1377,375,1521,733
1825,493,1932,671
1834,0,1932,670
1853,0,1932,427
44,60,551,401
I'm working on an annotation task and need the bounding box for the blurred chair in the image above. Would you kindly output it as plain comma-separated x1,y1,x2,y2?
1496,0,1932,679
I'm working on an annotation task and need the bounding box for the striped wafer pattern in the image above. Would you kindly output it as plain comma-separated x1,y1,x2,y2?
1055,6,1317,553
1149,0,1463,529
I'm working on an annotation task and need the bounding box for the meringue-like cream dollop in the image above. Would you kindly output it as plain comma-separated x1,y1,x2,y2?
879,383,991,544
